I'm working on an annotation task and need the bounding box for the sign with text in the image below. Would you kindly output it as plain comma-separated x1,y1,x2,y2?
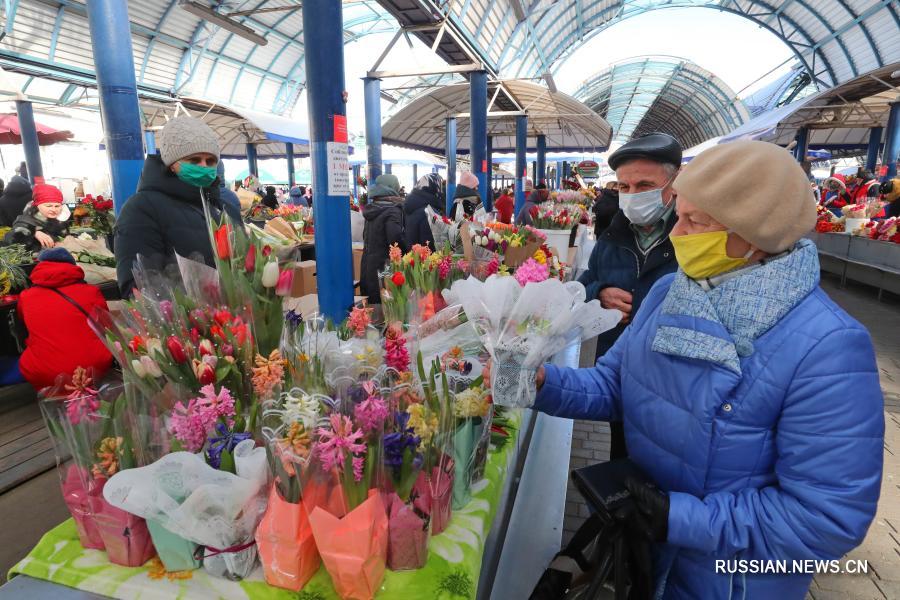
326,142,350,196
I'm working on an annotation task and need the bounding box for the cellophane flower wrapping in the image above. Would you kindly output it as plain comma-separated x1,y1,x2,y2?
424,205,463,253
257,386,333,590
103,439,269,580
39,371,155,567
444,275,622,408
449,382,492,510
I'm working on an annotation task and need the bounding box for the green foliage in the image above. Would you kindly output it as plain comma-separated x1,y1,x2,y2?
437,570,474,598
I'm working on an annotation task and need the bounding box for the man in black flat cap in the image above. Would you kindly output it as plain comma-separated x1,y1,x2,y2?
578,132,682,458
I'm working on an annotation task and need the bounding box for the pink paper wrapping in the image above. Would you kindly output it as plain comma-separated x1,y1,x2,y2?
61,465,105,550
385,493,429,571
414,462,454,535
308,490,388,600
255,486,321,591
92,480,155,567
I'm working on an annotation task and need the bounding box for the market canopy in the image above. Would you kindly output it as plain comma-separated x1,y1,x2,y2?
573,56,750,149
382,80,612,155
349,144,445,169
140,97,311,159
0,113,72,145
719,63,900,154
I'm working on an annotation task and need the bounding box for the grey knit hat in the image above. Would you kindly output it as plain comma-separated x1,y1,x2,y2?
159,116,221,167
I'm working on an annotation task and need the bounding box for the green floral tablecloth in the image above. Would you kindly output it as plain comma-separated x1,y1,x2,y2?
9,412,521,600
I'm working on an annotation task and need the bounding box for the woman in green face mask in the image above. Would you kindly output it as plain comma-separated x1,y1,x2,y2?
114,116,241,297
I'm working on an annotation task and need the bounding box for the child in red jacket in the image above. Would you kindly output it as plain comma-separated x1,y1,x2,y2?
15,248,113,391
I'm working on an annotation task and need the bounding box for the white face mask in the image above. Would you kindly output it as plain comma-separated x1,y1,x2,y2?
620,177,674,225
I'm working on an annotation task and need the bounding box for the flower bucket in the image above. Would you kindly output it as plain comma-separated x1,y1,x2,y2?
537,228,572,263
308,490,388,600
413,460,453,535
146,519,201,572
256,486,320,591
93,498,156,568
61,465,105,551
385,493,429,571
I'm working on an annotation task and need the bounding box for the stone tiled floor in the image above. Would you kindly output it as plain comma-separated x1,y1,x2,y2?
563,274,900,597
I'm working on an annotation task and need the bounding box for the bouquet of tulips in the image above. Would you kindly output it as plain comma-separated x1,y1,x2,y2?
424,205,463,253
40,370,156,568
468,222,546,271
205,198,292,356
530,203,584,230
381,243,468,324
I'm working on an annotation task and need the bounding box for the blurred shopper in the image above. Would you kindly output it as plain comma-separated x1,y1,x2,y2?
404,172,444,250
515,183,550,226
15,248,113,391
494,187,514,224
881,178,900,218
0,172,32,227
115,116,233,297
217,161,242,223
522,141,883,599
450,171,481,221
289,185,309,207
360,174,405,305
262,185,279,210
592,184,619,236
3,183,69,252
577,133,681,459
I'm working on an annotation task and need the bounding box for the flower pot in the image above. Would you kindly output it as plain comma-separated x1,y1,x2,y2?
413,461,453,535
61,465,105,551
256,487,320,591
537,228,572,262
93,499,156,568
452,418,484,510
385,493,429,571
146,519,201,572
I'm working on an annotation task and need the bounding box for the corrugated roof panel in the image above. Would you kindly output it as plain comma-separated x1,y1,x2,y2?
126,2,167,31
160,7,203,41
142,41,182,88
232,71,263,108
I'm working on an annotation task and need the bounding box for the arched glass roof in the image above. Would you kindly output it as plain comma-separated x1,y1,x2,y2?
388,0,899,89
573,56,750,148
0,0,396,114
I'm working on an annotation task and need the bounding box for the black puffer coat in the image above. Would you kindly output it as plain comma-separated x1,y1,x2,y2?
0,178,32,227
403,184,443,250
592,188,619,237
3,203,69,252
114,154,233,297
360,198,404,304
450,185,481,221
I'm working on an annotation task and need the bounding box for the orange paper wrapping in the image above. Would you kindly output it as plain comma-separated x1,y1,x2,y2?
308,490,388,600
255,487,320,591
416,291,447,323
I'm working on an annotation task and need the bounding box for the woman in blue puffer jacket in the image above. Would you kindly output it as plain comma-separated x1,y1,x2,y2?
526,141,884,599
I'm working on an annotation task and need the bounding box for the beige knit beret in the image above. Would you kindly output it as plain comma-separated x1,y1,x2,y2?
672,140,816,254
159,116,221,167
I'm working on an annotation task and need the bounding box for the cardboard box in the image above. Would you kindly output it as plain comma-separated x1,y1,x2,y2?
284,294,367,317
290,260,317,298
352,248,363,282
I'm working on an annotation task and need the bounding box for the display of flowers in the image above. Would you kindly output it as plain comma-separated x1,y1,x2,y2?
530,203,584,230
381,243,468,324
72,194,115,236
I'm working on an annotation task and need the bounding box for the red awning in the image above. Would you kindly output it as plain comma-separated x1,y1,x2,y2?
0,114,74,145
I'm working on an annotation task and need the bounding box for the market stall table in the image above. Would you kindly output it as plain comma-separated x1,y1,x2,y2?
807,232,900,299
0,344,578,600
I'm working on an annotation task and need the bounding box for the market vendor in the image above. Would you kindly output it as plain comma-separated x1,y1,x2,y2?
360,173,405,306
450,171,482,221
513,141,883,599
3,183,70,252
114,116,236,297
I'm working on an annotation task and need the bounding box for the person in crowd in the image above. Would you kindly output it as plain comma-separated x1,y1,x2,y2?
881,178,900,218
11,162,28,186
399,186,407,198
0,172,32,227
0,178,5,197
304,186,313,205
497,140,883,599
494,187,514,224
3,183,69,252
450,171,482,221
577,133,681,459
289,185,309,207
216,161,242,223
403,172,445,250
14,248,113,391
847,168,880,202
114,116,234,297
261,185,279,210
592,183,619,236
360,173,405,305
515,182,550,226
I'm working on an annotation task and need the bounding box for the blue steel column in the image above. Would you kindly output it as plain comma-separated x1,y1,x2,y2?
793,127,809,162
412,163,418,188
144,131,157,156
363,77,383,182
470,70,489,207
352,165,359,200
485,135,493,211
883,102,900,180
246,143,259,176
286,142,296,187
514,115,527,217
555,160,563,189
384,162,392,175
536,134,546,186
302,0,353,320
446,117,457,215
85,0,145,214
15,100,42,182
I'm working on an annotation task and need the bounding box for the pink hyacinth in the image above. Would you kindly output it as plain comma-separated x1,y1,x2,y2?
438,255,452,280
346,306,373,338
168,385,236,452
485,257,500,277
514,258,550,286
65,389,100,425
315,414,366,474
354,382,389,432
384,322,410,372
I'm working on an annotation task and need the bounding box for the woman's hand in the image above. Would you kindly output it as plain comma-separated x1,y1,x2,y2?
34,231,55,249
483,359,546,391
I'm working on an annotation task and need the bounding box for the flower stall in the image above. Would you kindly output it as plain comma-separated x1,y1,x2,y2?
5,184,623,600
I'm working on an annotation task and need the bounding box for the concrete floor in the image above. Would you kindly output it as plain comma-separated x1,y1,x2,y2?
565,273,900,598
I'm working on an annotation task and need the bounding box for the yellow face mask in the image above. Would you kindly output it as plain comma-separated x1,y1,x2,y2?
670,230,754,280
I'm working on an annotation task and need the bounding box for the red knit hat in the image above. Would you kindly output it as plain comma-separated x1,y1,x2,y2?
33,183,64,207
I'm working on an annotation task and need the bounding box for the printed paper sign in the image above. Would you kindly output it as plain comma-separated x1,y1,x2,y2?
327,142,350,196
